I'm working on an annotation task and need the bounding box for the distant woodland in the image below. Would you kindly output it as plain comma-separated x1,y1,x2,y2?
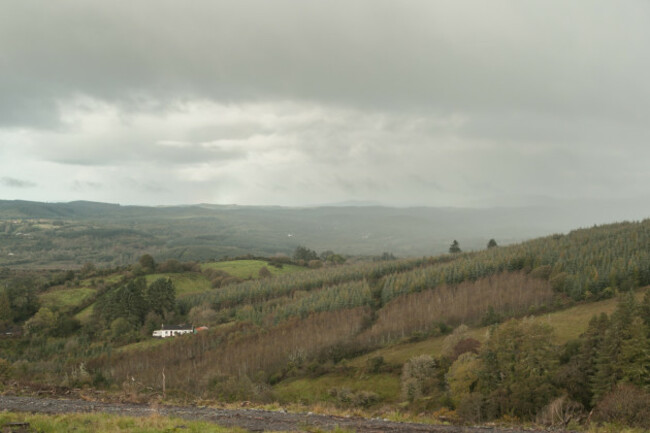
0,199,643,269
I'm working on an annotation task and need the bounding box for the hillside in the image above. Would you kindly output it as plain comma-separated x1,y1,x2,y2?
274,290,646,405
1,219,650,429
2,199,649,268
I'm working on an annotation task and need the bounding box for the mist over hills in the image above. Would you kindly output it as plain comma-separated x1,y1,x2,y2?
0,199,648,268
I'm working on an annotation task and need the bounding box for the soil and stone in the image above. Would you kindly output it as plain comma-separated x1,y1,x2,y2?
0,395,566,433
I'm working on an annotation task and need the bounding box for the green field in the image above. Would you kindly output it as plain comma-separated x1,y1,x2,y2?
80,273,124,286
39,287,96,311
74,304,94,322
116,337,170,353
145,273,212,297
201,260,305,280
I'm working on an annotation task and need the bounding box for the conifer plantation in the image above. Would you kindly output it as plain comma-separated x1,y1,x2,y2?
1,219,650,429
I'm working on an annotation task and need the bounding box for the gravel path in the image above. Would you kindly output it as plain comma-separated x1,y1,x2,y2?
0,395,561,433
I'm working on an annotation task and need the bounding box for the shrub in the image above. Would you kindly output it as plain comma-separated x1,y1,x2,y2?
308,260,323,269
593,384,650,429
328,387,380,408
446,352,480,407
530,265,552,280
452,338,481,360
209,374,272,403
401,355,438,402
549,272,568,292
258,266,272,278
441,324,469,357
455,393,486,424
366,356,385,374
0,358,12,383
480,306,502,326
535,395,585,427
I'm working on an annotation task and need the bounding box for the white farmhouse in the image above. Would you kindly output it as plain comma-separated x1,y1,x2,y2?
152,324,194,338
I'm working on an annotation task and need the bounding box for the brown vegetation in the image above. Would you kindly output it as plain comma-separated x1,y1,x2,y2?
358,272,553,345
96,307,371,396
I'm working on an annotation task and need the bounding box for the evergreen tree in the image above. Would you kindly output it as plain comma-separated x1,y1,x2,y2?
293,246,318,262
620,317,650,387
640,289,650,329
0,291,12,328
477,319,558,419
138,254,156,273
96,278,148,327
4,277,40,322
121,278,148,326
487,239,498,249
592,293,638,403
449,240,462,254
560,313,609,408
145,277,176,318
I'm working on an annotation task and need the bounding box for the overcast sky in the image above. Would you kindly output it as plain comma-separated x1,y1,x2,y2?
1,1,649,209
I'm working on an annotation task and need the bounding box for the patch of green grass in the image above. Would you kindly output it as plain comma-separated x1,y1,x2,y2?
0,411,246,433
352,328,489,367
39,287,95,310
201,260,305,280
117,337,169,353
75,304,94,322
80,273,125,286
528,289,646,343
145,273,212,297
274,373,400,405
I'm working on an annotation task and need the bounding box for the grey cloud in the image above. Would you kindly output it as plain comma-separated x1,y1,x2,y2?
123,178,168,194
40,140,248,167
187,123,271,143
1,177,37,188
1,1,649,210
71,180,102,191
2,1,649,128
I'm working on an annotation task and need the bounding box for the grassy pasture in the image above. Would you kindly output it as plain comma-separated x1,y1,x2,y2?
81,273,125,286
144,273,212,297
74,304,94,322
39,287,95,311
274,373,401,405
201,259,305,280
116,336,170,353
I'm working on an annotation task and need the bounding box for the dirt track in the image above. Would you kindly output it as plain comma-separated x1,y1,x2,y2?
0,395,563,433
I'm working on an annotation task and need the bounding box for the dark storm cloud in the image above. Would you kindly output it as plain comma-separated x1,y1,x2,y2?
1,177,37,188
2,1,649,126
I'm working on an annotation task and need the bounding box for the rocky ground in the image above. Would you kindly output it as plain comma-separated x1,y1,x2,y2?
0,395,566,433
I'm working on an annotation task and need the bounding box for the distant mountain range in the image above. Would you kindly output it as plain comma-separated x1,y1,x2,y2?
0,199,648,268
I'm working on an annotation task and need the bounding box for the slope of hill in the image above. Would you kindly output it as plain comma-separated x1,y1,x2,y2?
273,290,645,405
2,219,650,429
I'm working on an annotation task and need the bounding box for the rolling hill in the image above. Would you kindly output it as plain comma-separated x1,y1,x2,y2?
2,199,649,268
